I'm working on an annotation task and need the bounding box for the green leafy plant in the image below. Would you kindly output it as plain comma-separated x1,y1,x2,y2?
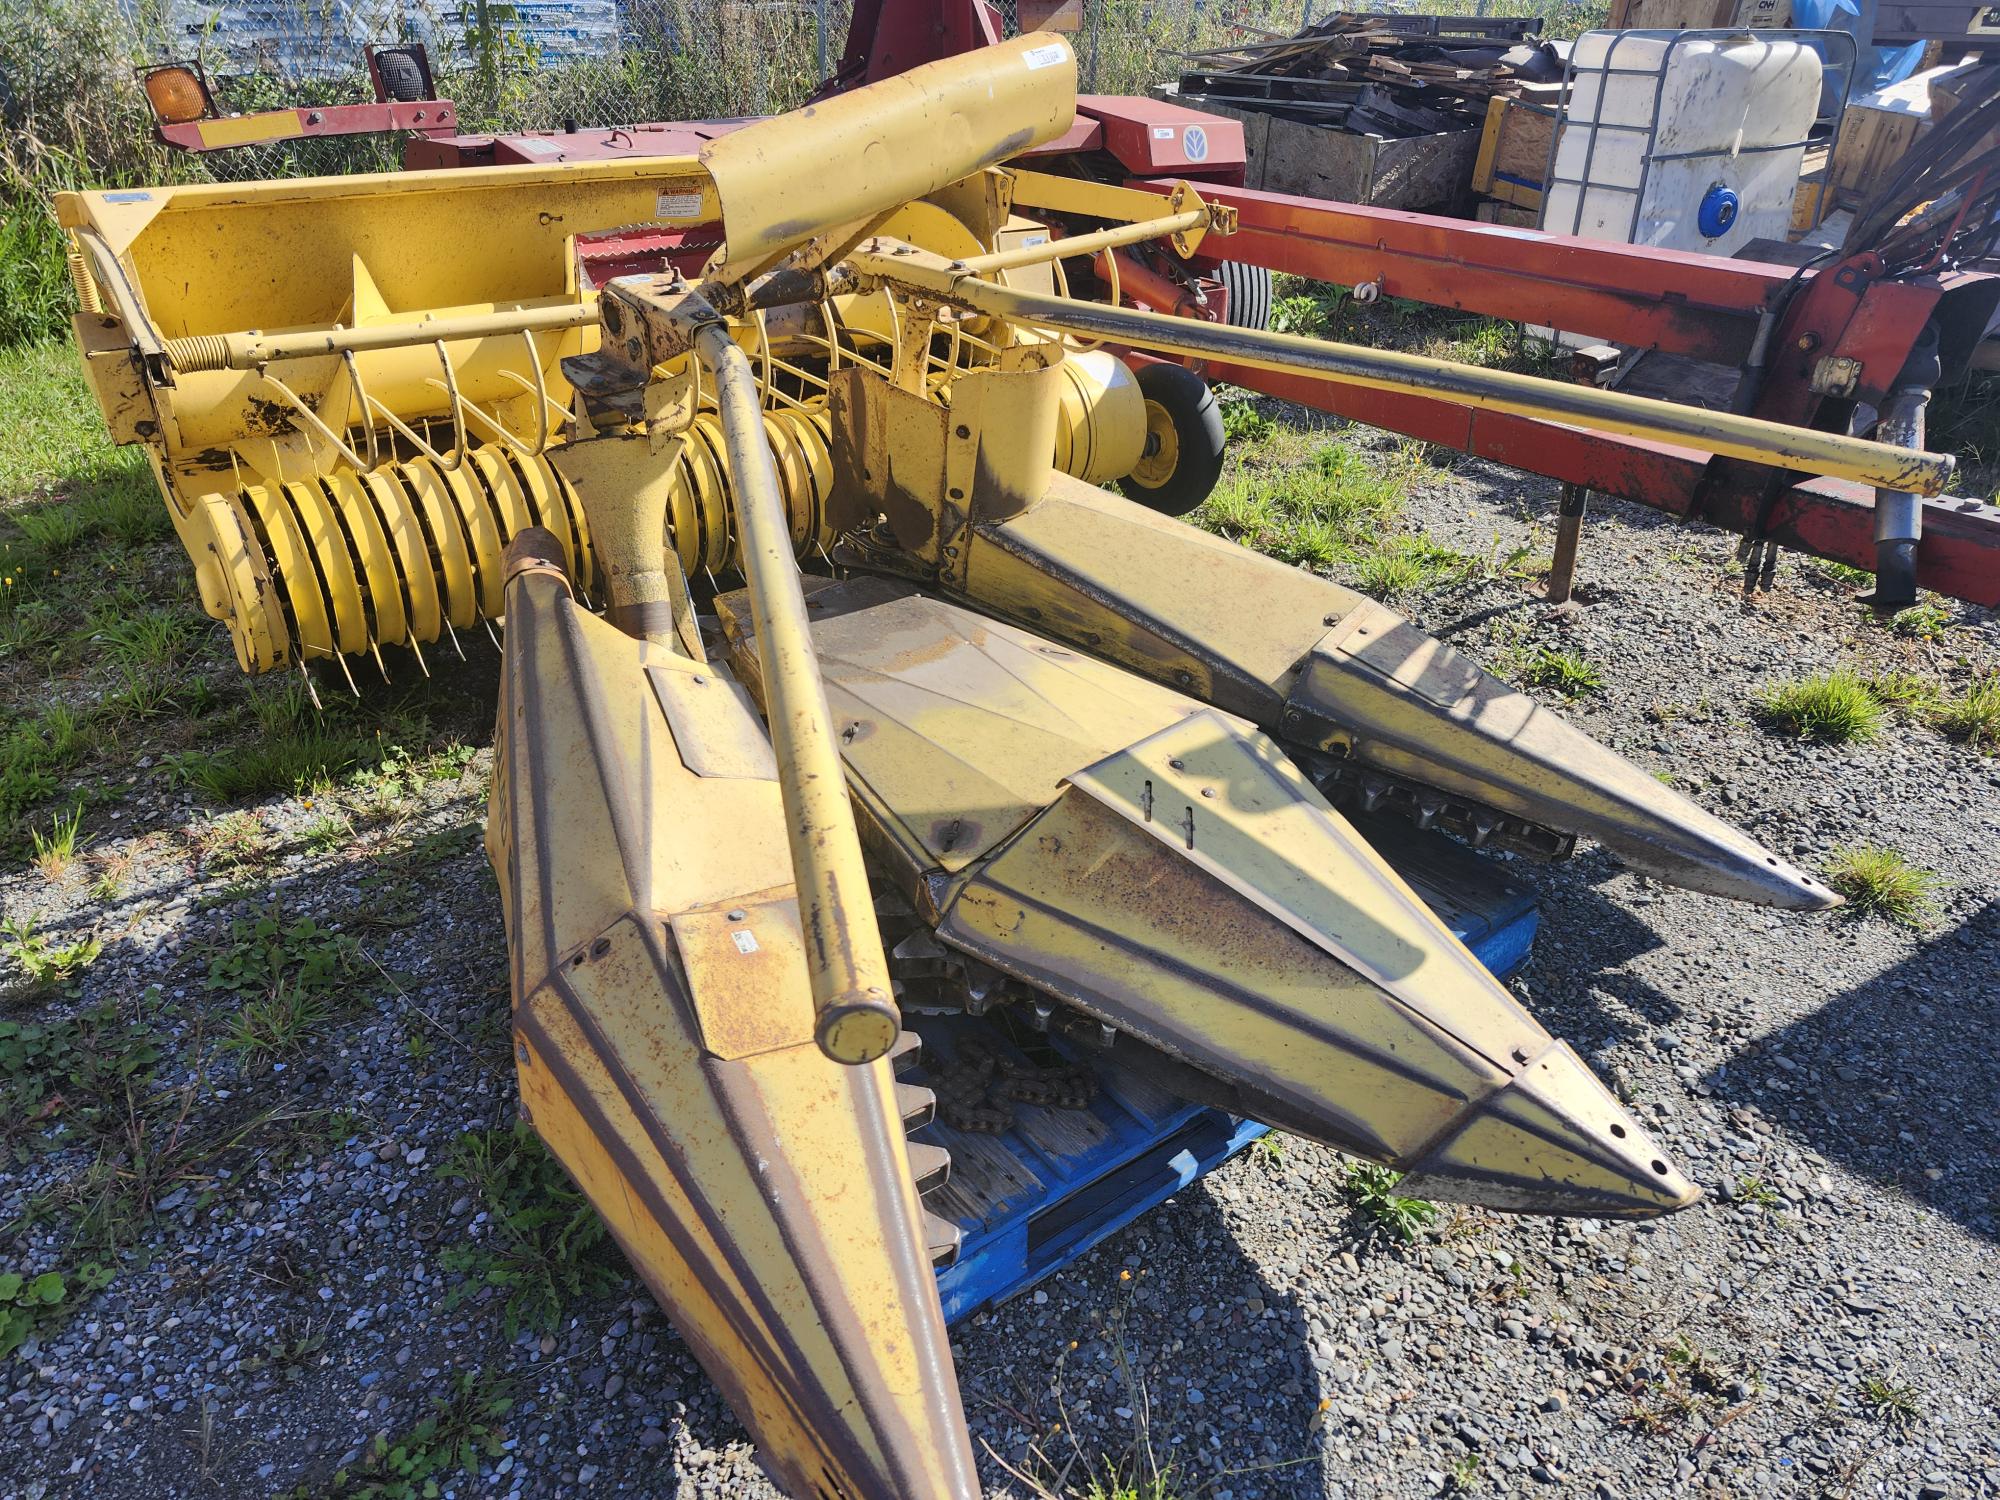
0,1263,112,1359
1858,1373,1921,1426
0,913,102,992
1734,1176,1780,1208
439,1124,623,1336
1884,599,1951,641
0,1001,158,1151
312,1370,513,1499
1756,670,1883,744
207,909,366,1070
1345,1161,1437,1242
1824,846,1939,929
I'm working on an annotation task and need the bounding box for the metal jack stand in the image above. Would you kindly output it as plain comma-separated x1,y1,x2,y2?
1547,483,1590,605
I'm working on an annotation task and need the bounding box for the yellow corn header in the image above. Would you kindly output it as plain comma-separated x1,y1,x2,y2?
59,32,1936,1500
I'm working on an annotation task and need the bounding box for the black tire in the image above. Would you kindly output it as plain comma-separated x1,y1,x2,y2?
1119,362,1226,516
1217,259,1272,332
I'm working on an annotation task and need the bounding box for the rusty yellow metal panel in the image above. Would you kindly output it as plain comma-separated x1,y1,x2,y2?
492,552,976,1498
948,467,1835,910
731,575,1197,870
1399,1041,1698,1216
961,469,1347,711
700,33,1078,282
1287,602,1838,908
719,575,1694,1218
671,896,818,1059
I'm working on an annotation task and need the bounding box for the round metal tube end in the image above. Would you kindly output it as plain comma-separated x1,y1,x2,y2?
816,989,902,1066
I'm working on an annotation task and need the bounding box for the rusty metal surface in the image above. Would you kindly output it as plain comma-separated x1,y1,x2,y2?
722,573,1200,871
1290,603,1839,909
719,574,1696,1218
488,540,976,1498
700,32,1078,283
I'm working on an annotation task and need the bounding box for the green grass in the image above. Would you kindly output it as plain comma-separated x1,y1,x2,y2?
1824,846,1940,929
1863,670,1942,717
29,800,85,879
1932,674,2000,751
1345,1161,1438,1242
0,340,153,510
439,1123,624,1337
207,909,367,1071
1198,437,1448,592
1516,646,1605,698
1756,670,1884,744
1351,534,1483,597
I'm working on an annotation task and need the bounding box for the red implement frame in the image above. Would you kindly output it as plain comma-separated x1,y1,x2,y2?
1151,181,2000,606
157,99,460,153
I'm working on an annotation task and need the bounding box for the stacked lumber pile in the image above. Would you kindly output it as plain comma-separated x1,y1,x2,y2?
1177,13,1564,138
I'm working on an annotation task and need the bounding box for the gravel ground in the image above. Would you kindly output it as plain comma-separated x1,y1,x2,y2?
2,404,1996,1500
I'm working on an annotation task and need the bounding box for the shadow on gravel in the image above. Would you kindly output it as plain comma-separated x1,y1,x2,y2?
957,1183,1327,1500
1700,898,2000,1241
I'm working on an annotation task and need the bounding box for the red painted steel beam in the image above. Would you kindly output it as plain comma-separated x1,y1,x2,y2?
159,100,458,152
1213,360,2000,607
1139,179,1797,363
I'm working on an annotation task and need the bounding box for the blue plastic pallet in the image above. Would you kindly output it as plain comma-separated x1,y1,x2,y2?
910,818,1539,1324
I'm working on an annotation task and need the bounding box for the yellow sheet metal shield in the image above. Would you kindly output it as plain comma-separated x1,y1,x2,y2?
488,551,976,1499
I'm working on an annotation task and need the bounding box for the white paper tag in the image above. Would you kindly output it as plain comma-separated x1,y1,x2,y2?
1023,42,1067,69
731,929,760,955
655,189,704,219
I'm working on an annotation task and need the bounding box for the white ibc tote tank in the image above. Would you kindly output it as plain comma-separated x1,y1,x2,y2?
1541,29,1827,257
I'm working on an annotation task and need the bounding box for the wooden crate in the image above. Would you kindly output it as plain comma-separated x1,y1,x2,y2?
1471,93,1560,210
1791,142,1831,235
1829,66,1953,206
1163,89,1481,211
1607,0,1789,25
1475,197,1541,228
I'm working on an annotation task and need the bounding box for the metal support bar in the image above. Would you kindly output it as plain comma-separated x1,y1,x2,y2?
961,206,1211,275
853,249,1956,496
162,301,599,373
1547,483,1589,605
675,294,901,1066
1143,178,1796,363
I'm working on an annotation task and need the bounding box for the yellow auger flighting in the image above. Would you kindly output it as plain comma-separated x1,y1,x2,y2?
58,31,1937,1498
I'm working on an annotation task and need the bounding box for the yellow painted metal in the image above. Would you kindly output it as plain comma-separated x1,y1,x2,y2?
959,203,1209,274
849,245,1960,498
193,109,306,149
699,32,1079,283
1053,349,1146,487
930,464,1837,909
719,575,1697,1217
690,311,902,1065
489,542,975,1499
